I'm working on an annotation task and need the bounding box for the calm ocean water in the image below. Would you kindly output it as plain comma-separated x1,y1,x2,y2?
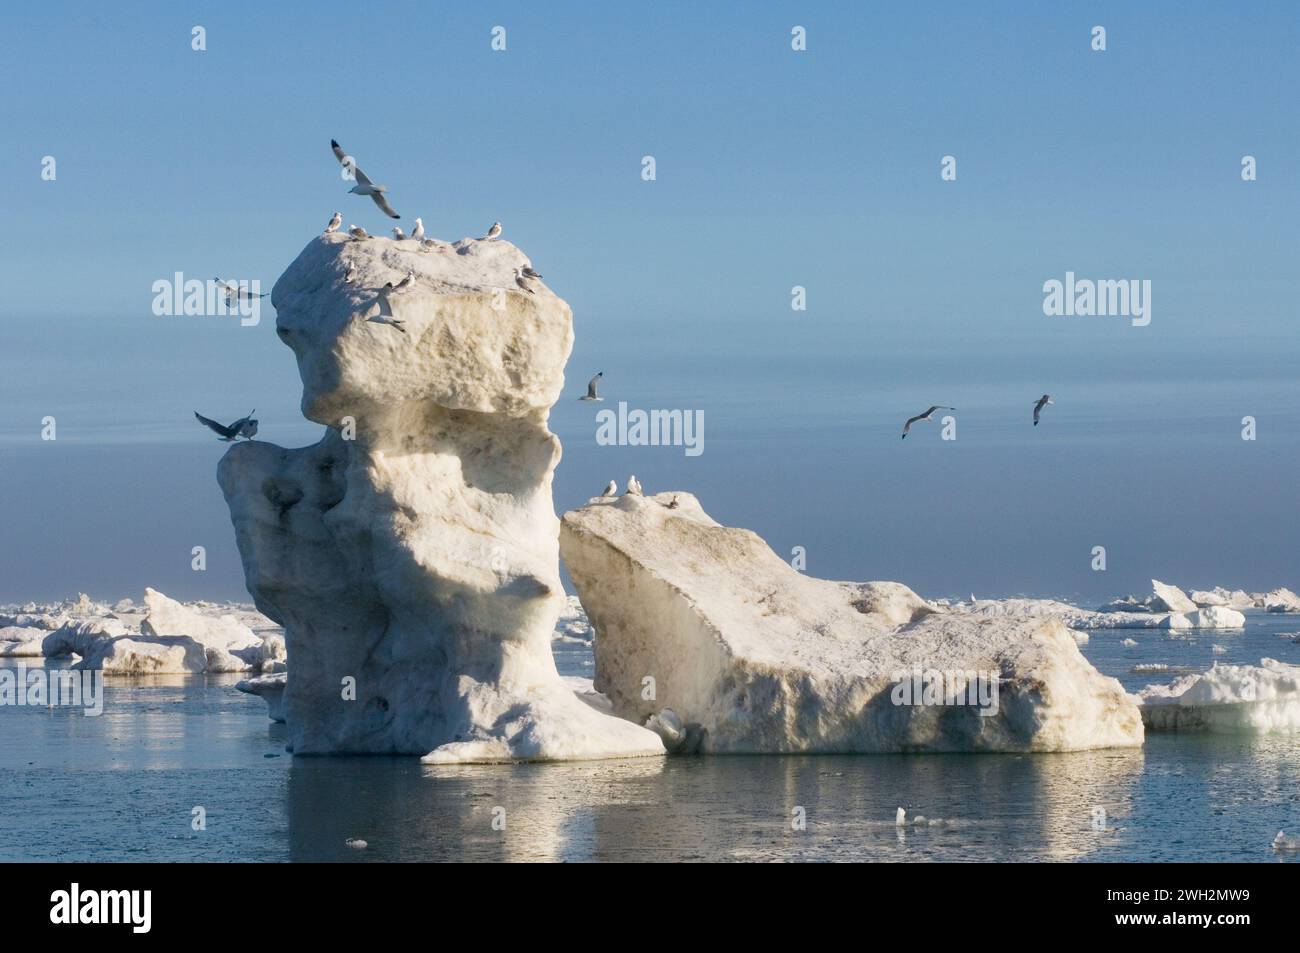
2,612,1296,862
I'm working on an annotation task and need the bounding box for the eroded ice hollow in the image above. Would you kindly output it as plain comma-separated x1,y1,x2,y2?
217,232,663,762
561,494,1144,754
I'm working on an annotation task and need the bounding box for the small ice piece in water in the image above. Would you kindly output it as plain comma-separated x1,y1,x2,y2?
1121,638,1138,647
1212,644,1228,655
345,838,368,850
895,807,906,826
1273,831,1300,850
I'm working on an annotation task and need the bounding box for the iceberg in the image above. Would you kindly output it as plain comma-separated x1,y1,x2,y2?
216,231,663,761
1136,658,1300,733
560,492,1142,753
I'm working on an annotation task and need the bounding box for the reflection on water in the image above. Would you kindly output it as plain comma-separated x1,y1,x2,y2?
0,651,1297,862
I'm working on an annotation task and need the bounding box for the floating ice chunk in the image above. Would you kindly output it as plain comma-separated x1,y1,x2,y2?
1274,831,1300,851
1150,580,1197,614
0,626,48,657
1261,587,1300,613
1121,638,1138,647
1159,606,1245,630
1212,644,1228,655
345,838,368,850
1137,658,1300,733
236,672,288,722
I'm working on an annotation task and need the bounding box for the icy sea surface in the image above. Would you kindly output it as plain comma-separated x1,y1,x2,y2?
1,613,1297,862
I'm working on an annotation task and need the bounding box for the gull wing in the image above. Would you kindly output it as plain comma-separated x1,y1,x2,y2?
195,412,235,439
370,191,400,219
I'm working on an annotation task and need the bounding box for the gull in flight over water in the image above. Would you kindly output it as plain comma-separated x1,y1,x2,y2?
601,480,618,497
324,211,342,234
900,405,955,439
331,139,400,219
579,372,604,401
484,221,502,240
411,218,424,240
213,279,267,306
195,410,258,441
626,475,643,496
1033,394,1054,426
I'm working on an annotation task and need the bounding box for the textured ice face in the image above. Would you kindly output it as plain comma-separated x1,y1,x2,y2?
562,492,1145,754
218,233,663,761
271,234,574,427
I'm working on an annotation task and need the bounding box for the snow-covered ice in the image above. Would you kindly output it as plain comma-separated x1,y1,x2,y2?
561,492,1143,753
1136,658,1300,733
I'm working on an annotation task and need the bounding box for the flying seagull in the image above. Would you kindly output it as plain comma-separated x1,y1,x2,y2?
601,480,618,497
213,279,267,306
626,475,643,496
195,410,258,441
1033,394,1054,426
324,211,342,234
369,274,414,333
900,405,955,439
484,221,502,240
579,372,604,401
513,267,537,295
331,139,400,219
348,226,370,240
392,226,406,240
411,218,425,240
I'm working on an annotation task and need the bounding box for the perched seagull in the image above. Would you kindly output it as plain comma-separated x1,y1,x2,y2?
213,279,267,306
513,266,537,295
391,270,415,292
343,263,357,284
419,238,437,252
521,265,543,279
626,475,643,496
579,371,604,401
324,211,342,234
195,410,258,442
331,139,400,219
392,226,406,240
484,221,502,240
1033,394,1054,426
348,226,370,240
904,408,956,439
411,218,425,240
601,480,618,498
666,495,679,510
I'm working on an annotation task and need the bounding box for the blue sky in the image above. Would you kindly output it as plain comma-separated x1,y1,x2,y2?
1,1,1297,602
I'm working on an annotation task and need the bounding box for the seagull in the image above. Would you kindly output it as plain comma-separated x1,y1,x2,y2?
521,265,542,279
579,372,604,401
331,139,400,219
368,276,413,333
343,264,357,284
626,475,643,496
1033,394,1054,426
195,410,258,441
513,267,537,295
212,279,268,306
324,211,342,234
392,226,406,240
348,226,370,240
419,238,437,252
666,495,679,510
600,480,618,497
484,221,502,240
411,218,425,240
900,405,955,439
